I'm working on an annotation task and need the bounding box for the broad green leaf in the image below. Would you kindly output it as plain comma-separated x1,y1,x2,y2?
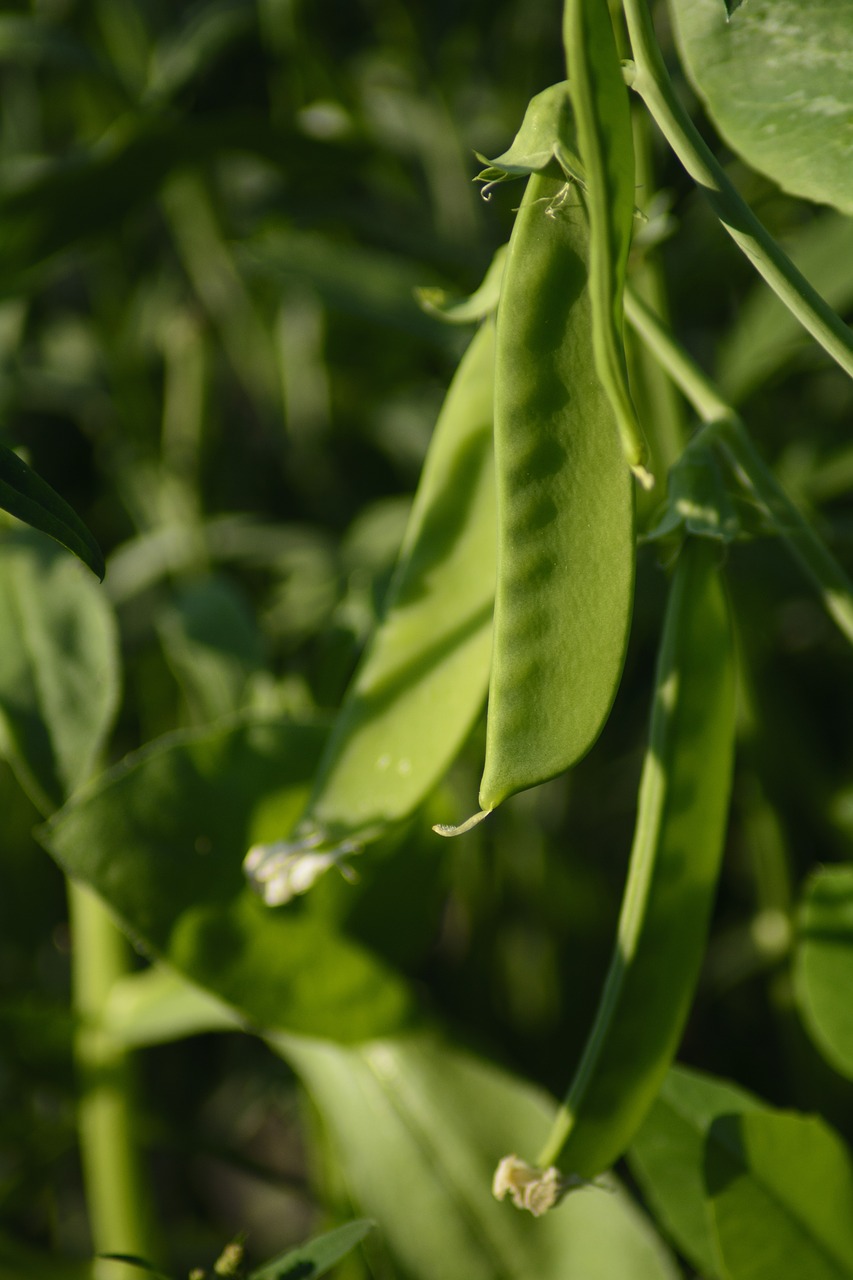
793,864,853,1079
0,448,104,580
706,1110,853,1280
718,212,853,403
249,1220,374,1280
0,528,118,813
41,718,417,1042
629,1065,764,1279
276,1033,679,1280
669,0,853,215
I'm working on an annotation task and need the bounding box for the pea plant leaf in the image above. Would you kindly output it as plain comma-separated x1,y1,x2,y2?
275,1032,680,1280
248,1220,374,1280
644,439,770,543
705,1110,853,1280
0,446,104,580
669,0,853,215
793,864,853,1080
0,528,119,814
629,1065,764,1280
475,82,582,191
40,717,417,1042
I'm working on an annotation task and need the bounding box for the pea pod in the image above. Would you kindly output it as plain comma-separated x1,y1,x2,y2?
245,321,496,903
495,538,735,1211
564,0,651,485
476,172,635,815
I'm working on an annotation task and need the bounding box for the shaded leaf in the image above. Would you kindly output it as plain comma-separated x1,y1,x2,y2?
706,1110,853,1280
41,717,417,1042
629,1065,763,1278
0,447,104,579
794,864,853,1079
249,1220,374,1280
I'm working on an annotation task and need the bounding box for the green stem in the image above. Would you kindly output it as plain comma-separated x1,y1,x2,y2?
69,882,158,1279
624,286,728,421
713,420,853,647
624,283,853,649
621,0,853,381
626,108,687,475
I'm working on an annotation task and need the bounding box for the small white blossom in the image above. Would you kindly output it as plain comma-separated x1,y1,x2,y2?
244,828,359,906
493,1154,579,1216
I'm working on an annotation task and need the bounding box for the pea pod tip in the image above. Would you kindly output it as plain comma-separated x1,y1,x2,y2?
431,809,492,838
632,462,655,491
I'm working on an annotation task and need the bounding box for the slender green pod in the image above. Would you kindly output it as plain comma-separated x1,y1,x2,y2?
246,321,496,902
564,0,651,486
476,173,635,815
545,537,735,1180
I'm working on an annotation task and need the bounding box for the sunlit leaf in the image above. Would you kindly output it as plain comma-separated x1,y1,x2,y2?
670,0,853,214
276,1033,679,1280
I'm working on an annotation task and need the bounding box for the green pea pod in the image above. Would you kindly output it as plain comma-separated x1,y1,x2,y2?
246,321,497,903
544,537,735,1182
564,0,651,486
476,173,635,815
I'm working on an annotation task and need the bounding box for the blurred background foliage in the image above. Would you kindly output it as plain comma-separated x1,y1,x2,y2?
2,0,853,1274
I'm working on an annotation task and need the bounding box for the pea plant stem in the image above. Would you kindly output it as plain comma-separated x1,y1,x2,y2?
621,0,853,382
625,284,853,649
69,881,158,1278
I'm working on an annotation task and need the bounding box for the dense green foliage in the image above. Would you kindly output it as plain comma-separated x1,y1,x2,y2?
2,1,853,1277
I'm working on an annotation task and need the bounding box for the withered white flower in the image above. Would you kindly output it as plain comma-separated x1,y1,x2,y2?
244,828,359,906
492,1154,577,1216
